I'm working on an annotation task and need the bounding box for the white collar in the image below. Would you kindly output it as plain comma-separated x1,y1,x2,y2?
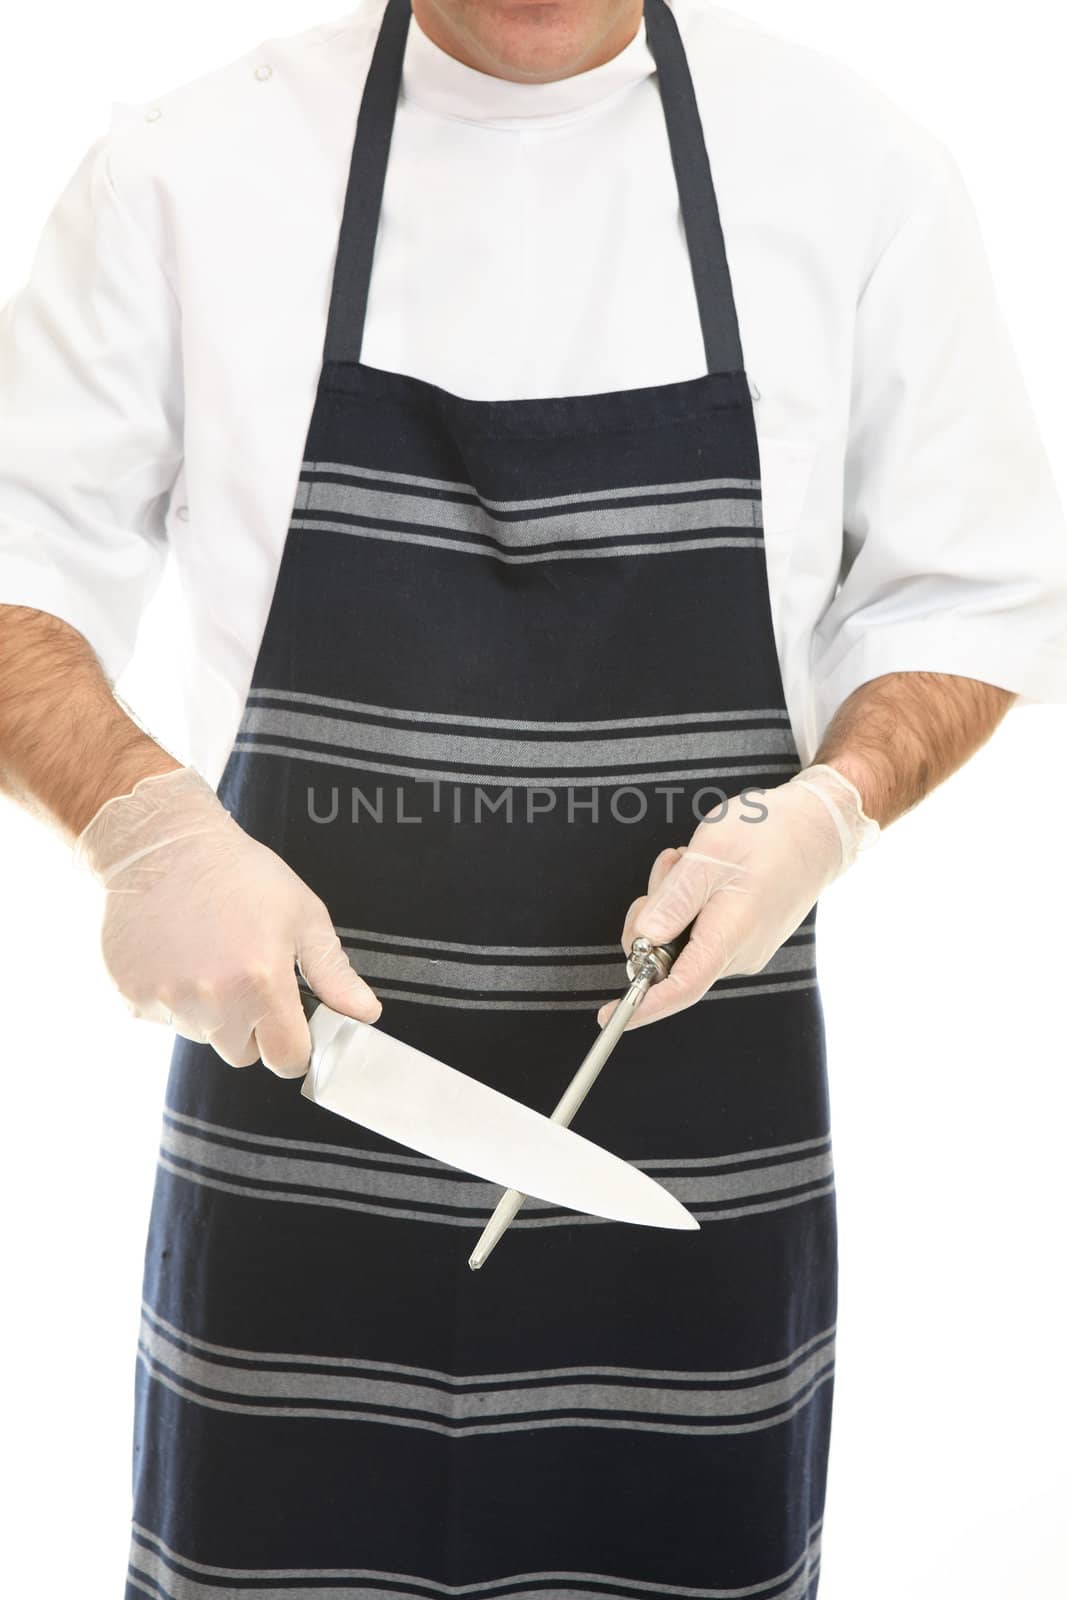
401,5,657,128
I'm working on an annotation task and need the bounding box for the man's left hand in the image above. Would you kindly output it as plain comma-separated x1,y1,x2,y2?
599,764,878,1030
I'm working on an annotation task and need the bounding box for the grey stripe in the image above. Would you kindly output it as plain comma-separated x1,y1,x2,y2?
351,951,622,994
302,459,762,511
297,479,760,548
141,1299,835,1382
342,940,814,997
162,1109,829,1184
338,978,818,1011
248,688,791,734
160,1126,832,1216
138,1318,834,1429
231,740,797,788
130,1561,821,1600
329,928,812,947
136,1347,834,1443
331,925,812,956
239,706,794,775
130,1517,819,1599
337,929,625,955
157,1155,834,1227
291,517,765,564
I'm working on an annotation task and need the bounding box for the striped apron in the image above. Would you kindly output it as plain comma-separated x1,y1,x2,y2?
127,1,835,1596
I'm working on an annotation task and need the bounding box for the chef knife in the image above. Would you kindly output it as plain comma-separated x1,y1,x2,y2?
468,933,689,1270
295,977,698,1236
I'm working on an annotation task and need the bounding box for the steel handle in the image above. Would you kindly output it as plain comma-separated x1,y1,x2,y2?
625,913,694,982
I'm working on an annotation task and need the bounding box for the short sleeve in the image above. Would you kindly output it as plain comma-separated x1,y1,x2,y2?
0,129,184,684
811,137,1067,736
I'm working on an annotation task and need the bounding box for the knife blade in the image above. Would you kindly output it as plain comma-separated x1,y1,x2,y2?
296,984,698,1235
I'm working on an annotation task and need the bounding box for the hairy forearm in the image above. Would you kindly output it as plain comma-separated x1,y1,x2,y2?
0,605,182,844
814,670,1015,827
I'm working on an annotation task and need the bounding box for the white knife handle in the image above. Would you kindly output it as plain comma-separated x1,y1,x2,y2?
297,973,321,1021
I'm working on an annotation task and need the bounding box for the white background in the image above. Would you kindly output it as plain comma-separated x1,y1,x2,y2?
1,2,1065,1595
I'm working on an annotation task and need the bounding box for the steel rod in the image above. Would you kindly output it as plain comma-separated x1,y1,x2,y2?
467,961,656,1271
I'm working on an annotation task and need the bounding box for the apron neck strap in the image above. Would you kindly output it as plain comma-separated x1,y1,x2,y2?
643,0,745,375
323,0,745,378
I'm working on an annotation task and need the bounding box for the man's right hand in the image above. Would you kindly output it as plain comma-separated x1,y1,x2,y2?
74,765,381,1077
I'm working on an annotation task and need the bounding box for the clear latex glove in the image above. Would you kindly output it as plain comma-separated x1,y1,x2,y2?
598,763,879,1031
73,765,381,1076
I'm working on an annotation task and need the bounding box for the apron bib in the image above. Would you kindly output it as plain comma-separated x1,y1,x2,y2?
128,2,835,1595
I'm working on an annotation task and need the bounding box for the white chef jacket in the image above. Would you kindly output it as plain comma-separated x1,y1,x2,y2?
2,0,1066,787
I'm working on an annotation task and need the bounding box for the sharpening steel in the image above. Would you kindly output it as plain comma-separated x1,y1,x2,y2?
468,935,689,1270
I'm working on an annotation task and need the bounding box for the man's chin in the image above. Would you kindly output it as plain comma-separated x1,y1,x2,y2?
411,0,642,86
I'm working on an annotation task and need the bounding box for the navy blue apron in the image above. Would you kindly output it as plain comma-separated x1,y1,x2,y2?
127,1,835,1595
